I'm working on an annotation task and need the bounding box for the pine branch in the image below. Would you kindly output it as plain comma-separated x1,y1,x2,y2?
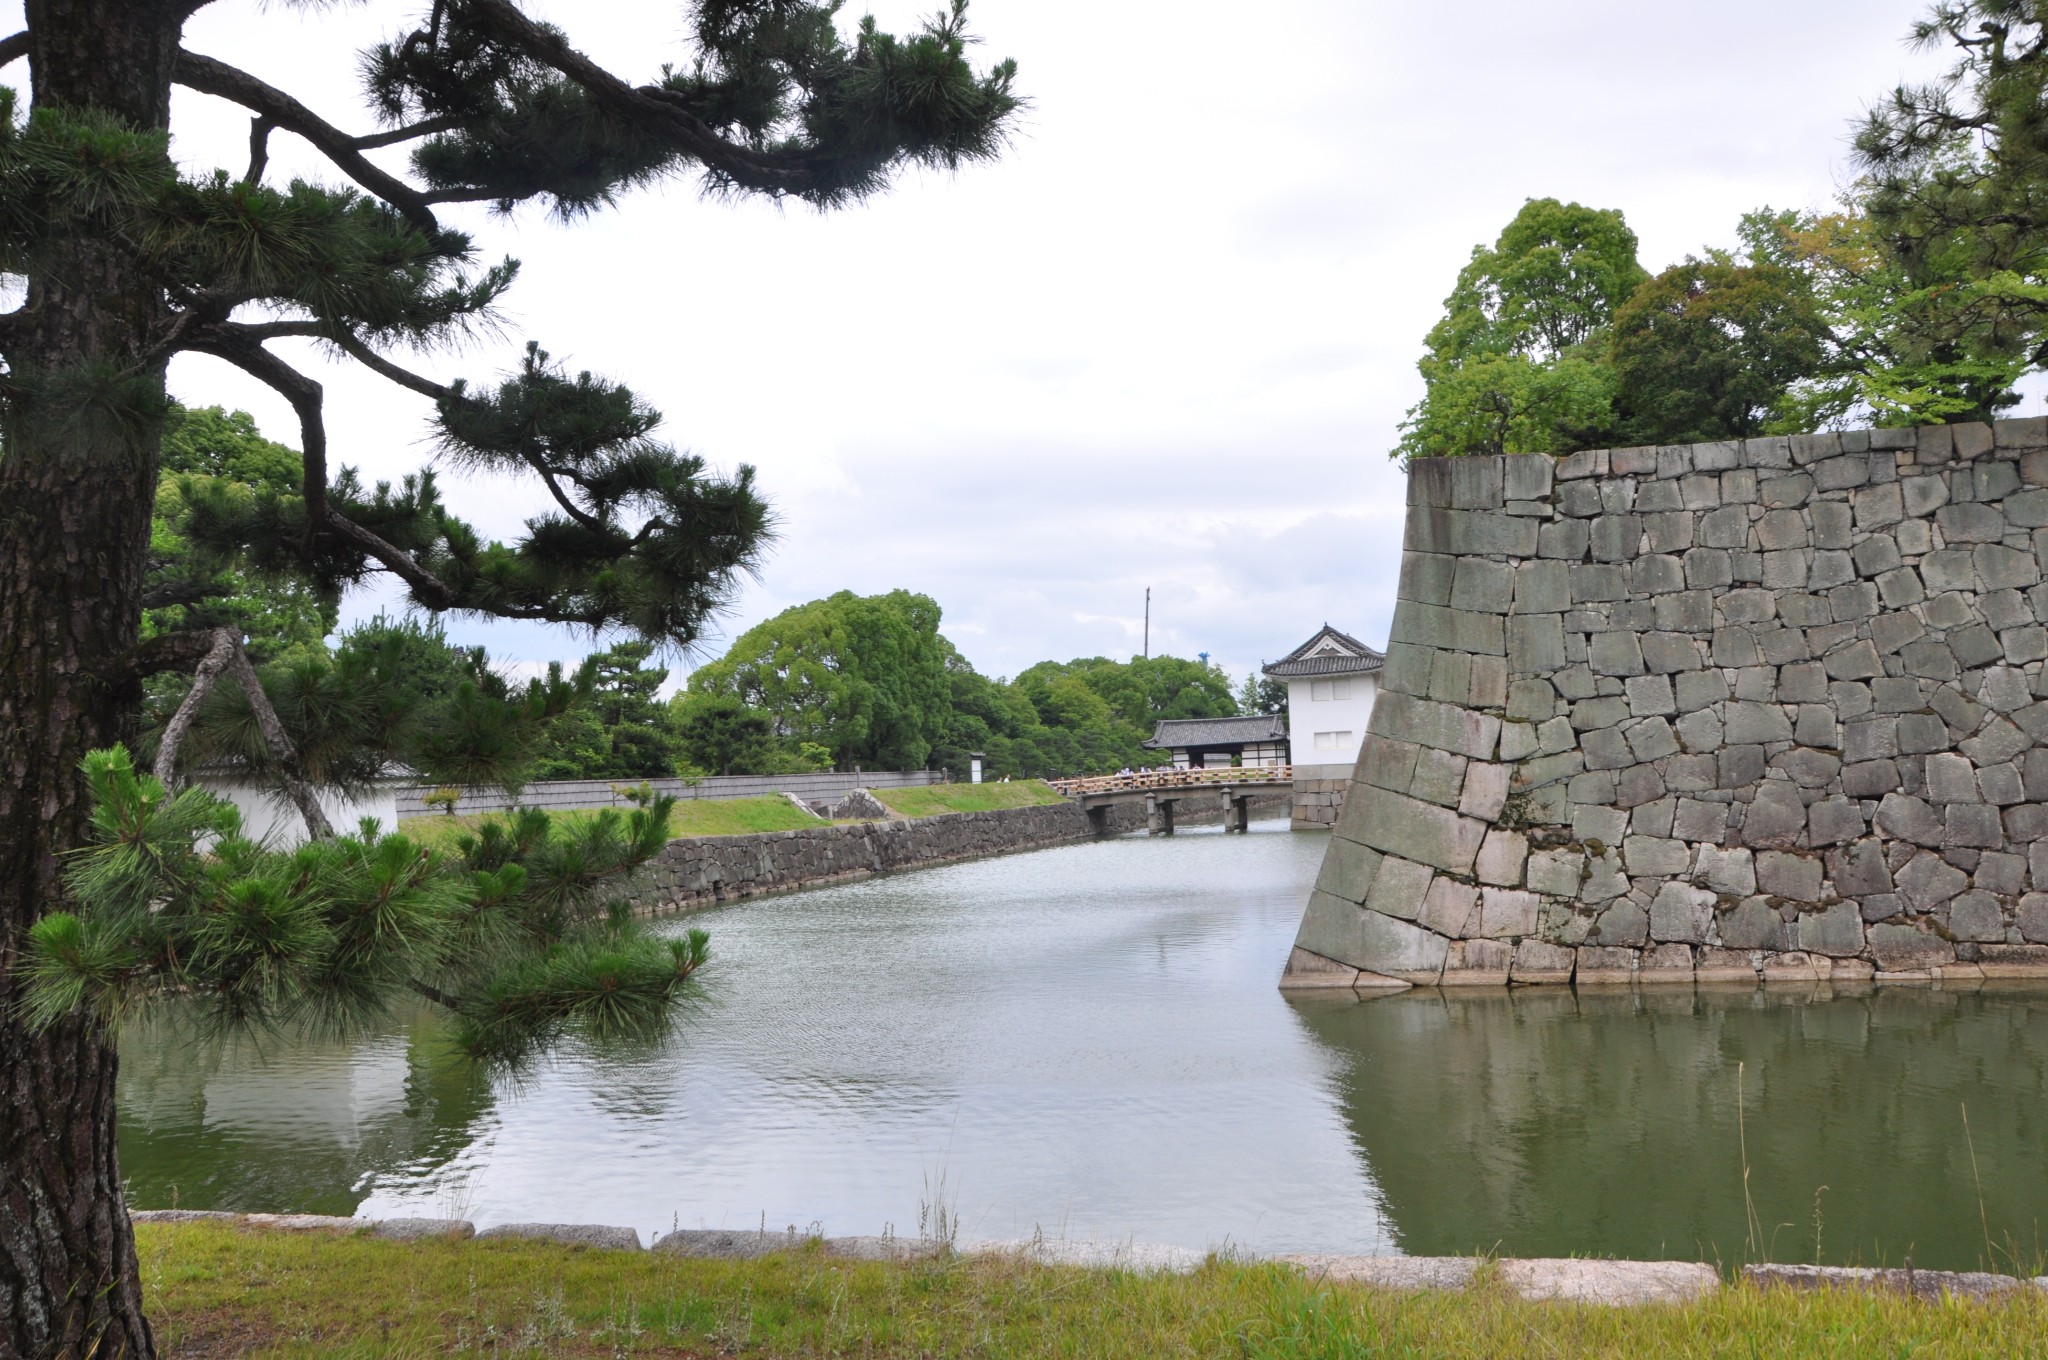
187,333,332,532
328,329,455,401
459,0,810,196
153,629,237,787
0,30,25,67
244,115,274,186
353,116,466,150
119,630,227,684
174,50,441,230
223,640,337,840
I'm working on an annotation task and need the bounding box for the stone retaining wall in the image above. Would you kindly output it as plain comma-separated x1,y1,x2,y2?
628,795,1272,912
1286,422,2048,990
1290,764,1354,828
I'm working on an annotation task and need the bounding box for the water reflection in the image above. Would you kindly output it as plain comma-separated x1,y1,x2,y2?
115,822,2048,1270
1291,984,2048,1270
118,1010,494,1216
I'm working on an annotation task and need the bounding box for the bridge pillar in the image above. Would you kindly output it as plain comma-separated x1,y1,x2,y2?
1146,794,1176,835
1225,794,1250,833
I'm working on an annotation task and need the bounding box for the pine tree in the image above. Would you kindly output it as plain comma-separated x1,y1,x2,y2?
0,4,1018,1354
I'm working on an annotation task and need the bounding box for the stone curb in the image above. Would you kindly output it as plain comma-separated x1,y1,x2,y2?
128,1214,2048,1306
475,1222,643,1251
1742,1262,2031,1302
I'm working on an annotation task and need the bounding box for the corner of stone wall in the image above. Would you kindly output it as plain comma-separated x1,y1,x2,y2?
1283,420,2048,992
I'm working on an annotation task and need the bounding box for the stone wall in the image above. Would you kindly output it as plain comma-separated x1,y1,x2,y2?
1290,764,1354,828
1285,421,2048,991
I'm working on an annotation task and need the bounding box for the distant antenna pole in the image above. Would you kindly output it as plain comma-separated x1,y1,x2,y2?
1144,587,1151,659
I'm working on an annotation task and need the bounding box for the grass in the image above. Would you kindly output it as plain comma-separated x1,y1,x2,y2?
399,782,1064,854
134,1223,2048,1358
872,780,1064,818
400,795,823,851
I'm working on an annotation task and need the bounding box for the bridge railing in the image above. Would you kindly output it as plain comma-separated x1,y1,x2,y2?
1047,766,1294,797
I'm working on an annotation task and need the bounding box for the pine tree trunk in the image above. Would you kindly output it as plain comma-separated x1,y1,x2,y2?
2,5,182,1356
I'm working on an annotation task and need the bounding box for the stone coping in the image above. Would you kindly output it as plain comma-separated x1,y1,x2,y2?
1280,945,2048,993
130,1213,2048,1305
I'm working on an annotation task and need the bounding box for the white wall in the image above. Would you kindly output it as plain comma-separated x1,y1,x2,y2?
1285,673,1378,769
195,776,401,850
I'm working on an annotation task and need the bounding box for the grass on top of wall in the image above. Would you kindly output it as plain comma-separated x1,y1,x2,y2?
135,1223,2048,1359
873,780,1066,818
399,794,823,852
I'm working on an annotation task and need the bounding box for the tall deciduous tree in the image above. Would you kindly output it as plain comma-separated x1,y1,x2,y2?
1395,198,1646,460
0,4,1017,1354
1608,255,1833,445
686,589,955,770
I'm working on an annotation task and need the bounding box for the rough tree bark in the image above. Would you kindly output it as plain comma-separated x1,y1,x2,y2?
1,4,183,1356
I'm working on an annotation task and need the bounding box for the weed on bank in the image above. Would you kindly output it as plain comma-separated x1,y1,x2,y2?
138,1223,2048,1358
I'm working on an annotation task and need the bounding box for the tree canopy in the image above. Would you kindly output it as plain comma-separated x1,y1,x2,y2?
674,590,1242,779
685,589,955,771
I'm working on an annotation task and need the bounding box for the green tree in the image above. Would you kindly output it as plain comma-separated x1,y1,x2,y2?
0,4,1019,1352
1238,672,1287,716
1607,254,1833,444
143,405,335,660
1395,199,1647,459
164,615,589,796
1850,1,2048,421
688,590,955,770
671,692,779,776
531,641,679,779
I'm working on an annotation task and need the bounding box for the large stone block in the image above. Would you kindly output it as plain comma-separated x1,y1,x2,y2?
1418,877,1480,935
1796,902,1865,958
1313,834,1385,906
1475,827,1529,886
1649,881,1715,944
1304,896,1452,980
1340,785,1488,876
1510,939,1576,984
1405,504,1539,558
1719,900,1788,950
1479,887,1541,938
1696,844,1757,896
1362,853,1434,921
1370,692,1500,760
1868,923,1956,972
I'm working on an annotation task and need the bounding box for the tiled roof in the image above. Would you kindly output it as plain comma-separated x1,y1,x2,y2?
1142,714,1290,749
1261,623,1385,678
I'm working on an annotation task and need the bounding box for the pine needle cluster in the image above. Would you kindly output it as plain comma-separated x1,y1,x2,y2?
22,747,705,1065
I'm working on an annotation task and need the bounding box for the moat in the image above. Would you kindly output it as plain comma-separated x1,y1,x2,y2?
120,820,2048,1270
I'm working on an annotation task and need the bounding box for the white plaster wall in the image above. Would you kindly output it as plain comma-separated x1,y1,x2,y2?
1285,673,1377,768
195,776,401,849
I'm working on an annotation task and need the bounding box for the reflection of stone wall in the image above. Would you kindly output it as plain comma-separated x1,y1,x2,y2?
1286,424,2048,989
1287,985,2048,1267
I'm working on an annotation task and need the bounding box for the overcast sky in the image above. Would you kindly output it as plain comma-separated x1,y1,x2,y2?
2,0,1970,691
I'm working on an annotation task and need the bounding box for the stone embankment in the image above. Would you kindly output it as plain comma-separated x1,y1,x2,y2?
632,800,1138,912
626,794,1279,914
130,1211,2045,1305
1288,422,2048,991
1289,766,1352,828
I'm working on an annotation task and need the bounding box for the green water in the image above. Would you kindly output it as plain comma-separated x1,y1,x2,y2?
117,821,2048,1269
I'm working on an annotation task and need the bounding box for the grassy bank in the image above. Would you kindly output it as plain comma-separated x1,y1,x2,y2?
873,780,1064,818
401,795,822,851
136,1224,2048,1358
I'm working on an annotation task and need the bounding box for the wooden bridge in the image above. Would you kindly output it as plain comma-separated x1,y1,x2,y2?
1046,766,1294,834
